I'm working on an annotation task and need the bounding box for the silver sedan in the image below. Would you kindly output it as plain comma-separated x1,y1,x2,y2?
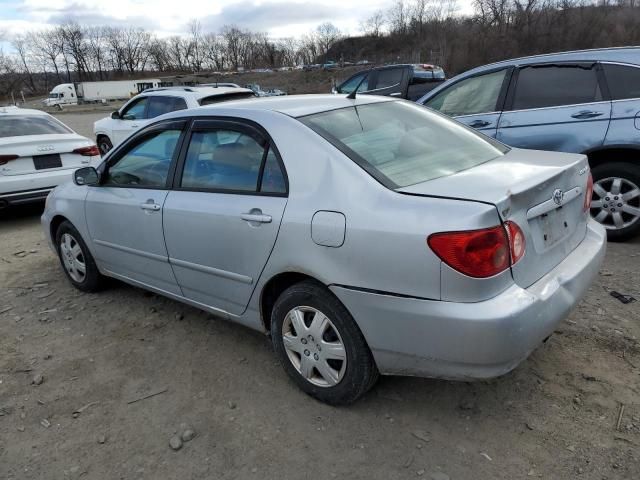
42,95,606,405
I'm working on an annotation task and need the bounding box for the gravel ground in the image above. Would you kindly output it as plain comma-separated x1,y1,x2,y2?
1,112,639,479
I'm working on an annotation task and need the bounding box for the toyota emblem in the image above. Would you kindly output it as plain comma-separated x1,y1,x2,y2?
552,189,564,206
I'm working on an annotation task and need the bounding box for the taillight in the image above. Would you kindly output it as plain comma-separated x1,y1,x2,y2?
428,221,526,278
0,154,18,166
73,145,100,156
583,172,593,212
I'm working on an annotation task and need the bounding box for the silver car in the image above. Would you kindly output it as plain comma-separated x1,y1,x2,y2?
42,95,606,405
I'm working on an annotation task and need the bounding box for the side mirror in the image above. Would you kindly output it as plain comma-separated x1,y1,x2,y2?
111,111,121,120
74,167,100,186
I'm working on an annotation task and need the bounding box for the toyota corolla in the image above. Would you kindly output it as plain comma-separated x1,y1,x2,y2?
42,95,606,405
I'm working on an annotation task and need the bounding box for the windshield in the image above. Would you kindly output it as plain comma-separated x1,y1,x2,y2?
299,101,508,188
0,115,72,138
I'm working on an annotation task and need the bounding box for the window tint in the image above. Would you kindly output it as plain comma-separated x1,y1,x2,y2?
512,65,601,110
602,64,640,100
375,68,403,89
425,69,507,116
121,97,148,120
0,115,71,137
181,130,266,192
104,129,181,187
300,102,508,188
338,72,369,94
147,96,187,118
260,148,286,193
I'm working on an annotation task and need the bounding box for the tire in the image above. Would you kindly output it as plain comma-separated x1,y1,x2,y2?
271,280,379,405
591,162,640,242
55,221,104,292
97,136,113,156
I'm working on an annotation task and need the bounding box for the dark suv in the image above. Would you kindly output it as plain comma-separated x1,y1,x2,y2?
334,64,446,100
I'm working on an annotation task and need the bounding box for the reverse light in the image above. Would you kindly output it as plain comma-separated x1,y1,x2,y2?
73,145,100,157
0,154,18,166
428,221,526,278
583,172,593,212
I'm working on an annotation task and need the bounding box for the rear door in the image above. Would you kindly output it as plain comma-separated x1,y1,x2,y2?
162,119,288,315
497,63,611,152
422,68,512,138
85,121,185,294
146,96,188,120
112,96,150,146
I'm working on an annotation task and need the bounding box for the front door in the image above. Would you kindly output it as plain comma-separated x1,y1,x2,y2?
422,68,512,138
86,122,185,294
497,63,611,153
162,120,288,315
112,96,150,146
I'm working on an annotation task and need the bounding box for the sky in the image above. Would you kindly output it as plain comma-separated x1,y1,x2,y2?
0,0,475,41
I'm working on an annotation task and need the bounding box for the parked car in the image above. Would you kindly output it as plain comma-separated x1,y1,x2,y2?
419,47,640,240
201,82,242,88
42,95,605,405
94,86,255,154
0,106,99,209
334,64,446,100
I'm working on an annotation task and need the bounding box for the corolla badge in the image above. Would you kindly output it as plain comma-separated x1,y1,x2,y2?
37,145,55,152
552,189,564,205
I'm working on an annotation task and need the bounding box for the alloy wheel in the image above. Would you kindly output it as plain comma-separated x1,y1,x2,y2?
281,306,347,387
591,176,640,230
59,233,86,283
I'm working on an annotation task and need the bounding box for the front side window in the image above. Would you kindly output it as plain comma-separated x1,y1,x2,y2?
374,68,403,89
512,65,601,110
425,69,507,116
181,129,266,192
602,64,640,100
104,129,181,187
300,101,508,188
338,73,369,94
121,97,149,120
0,115,71,138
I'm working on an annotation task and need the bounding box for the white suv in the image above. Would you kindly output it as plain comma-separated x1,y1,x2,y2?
93,86,255,154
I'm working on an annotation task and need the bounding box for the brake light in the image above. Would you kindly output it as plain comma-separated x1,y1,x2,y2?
428,222,526,278
73,145,100,156
583,172,593,212
0,154,18,166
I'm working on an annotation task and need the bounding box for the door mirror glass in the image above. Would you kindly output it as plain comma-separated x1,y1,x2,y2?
74,167,100,186
111,111,120,119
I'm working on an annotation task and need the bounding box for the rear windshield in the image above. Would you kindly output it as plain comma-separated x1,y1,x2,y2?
299,101,508,188
0,115,72,138
199,91,256,106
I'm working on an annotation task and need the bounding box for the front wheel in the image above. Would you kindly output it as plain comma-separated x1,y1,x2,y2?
55,221,104,292
271,281,378,405
591,162,640,242
97,136,113,156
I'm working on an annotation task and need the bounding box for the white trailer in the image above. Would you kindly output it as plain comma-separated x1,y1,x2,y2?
43,79,161,106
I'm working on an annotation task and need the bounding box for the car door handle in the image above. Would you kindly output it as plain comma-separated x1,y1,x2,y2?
140,202,161,211
389,92,402,97
241,212,272,223
571,110,603,119
468,119,491,128
131,124,139,128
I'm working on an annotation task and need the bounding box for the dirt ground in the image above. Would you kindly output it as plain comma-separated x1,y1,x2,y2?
1,113,640,480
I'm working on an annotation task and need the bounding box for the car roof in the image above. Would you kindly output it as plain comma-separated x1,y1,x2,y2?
0,106,50,116
141,86,253,100
181,94,394,118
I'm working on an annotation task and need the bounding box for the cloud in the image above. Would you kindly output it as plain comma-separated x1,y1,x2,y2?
44,2,162,29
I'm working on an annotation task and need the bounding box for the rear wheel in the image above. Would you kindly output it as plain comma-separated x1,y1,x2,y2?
97,136,113,156
591,162,640,241
271,281,378,405
55,221,104,292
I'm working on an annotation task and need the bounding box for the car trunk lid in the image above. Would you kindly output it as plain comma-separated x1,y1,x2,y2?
398,148,591,288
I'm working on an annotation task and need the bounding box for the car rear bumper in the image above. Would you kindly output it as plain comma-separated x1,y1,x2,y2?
0,186,55,207
1,169,77,207
330,219,606,380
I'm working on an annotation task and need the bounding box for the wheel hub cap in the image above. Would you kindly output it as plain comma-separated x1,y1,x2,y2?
59,233,86,283
591,176,640,230
281,306,347,388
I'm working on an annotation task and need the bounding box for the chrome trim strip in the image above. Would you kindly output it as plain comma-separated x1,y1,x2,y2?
0,187,53,198
169,257,253,285
504,100,611,115
93,239,168,262
527,187,582,220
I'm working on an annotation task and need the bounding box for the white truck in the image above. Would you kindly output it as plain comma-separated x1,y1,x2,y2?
43,79,161,107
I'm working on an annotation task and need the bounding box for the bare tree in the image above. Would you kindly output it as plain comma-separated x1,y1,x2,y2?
360,10,387,36
315,22,342,63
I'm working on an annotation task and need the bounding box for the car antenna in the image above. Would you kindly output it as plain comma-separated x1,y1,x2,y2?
346,71,369,100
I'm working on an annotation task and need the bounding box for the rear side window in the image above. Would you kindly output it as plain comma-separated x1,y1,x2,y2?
512,65,602,110
147,96,188,118
0,115,71,137
602,64,640,100
424,69,507,116
300,101,508,188
375,68,403,89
